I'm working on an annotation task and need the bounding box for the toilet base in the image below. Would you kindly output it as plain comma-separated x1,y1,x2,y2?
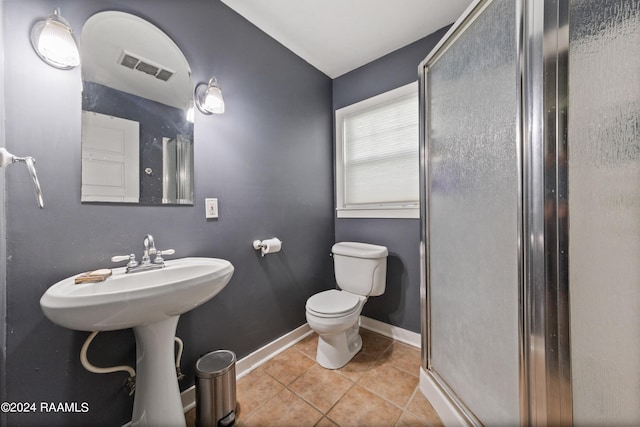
316,321,362,369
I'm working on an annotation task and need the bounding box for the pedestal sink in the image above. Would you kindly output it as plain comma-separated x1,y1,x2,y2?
40,257,234,427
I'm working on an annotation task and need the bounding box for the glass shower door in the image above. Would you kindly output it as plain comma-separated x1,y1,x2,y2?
568,1,640,425
424,0,521,424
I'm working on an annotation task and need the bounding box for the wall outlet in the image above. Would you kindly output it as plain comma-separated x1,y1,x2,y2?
205,198,218,219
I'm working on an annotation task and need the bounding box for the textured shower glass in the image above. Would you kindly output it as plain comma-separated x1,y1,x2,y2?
568,1,640,425
426,0,519,424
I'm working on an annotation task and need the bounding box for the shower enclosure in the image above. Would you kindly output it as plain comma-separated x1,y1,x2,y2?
419,0,640,425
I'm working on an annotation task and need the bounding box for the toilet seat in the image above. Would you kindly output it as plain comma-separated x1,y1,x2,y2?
306,289,362,318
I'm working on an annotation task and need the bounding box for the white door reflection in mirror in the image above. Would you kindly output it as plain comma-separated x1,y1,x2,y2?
81,111,139,203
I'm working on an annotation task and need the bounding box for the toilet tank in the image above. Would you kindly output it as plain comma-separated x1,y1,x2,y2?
332,242,388,296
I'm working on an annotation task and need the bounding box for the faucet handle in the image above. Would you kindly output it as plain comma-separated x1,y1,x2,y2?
111,254,138,269
153,249,175,264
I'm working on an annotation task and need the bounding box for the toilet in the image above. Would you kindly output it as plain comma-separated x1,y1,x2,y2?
305,242,388,369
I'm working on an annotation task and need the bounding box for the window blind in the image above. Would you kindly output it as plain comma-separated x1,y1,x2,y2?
342,92,419,206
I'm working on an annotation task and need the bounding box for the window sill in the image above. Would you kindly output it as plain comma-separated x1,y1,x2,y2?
336,208,419,219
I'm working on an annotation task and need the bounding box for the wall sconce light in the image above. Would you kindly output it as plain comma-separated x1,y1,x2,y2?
30,8,80,70
194,77,225,115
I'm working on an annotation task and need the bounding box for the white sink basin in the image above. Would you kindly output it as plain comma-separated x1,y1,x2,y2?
41,257,234,331
40,256,234,427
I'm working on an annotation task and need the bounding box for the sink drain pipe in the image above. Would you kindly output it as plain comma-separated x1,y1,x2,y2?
80,332,186,394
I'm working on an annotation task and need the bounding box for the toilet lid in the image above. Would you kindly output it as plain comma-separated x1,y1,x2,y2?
306,289,361,317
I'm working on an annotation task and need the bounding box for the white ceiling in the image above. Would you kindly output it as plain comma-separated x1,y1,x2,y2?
221,0,474,78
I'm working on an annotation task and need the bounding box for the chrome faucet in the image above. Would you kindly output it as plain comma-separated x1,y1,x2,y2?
142,234,156,265
112,235,175,273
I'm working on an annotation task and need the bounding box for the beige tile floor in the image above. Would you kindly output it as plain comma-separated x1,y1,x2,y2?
186,328,443,427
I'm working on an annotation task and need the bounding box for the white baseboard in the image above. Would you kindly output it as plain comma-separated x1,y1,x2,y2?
419,367,470,427
359,316,421,348
235,323,313,378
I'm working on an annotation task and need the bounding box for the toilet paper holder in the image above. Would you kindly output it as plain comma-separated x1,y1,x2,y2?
252,240,266,250
252,238,282,257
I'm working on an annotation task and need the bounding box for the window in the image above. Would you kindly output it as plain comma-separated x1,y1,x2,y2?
336,82,419,218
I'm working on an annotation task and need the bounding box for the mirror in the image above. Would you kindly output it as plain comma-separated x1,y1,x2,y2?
80,12,194,205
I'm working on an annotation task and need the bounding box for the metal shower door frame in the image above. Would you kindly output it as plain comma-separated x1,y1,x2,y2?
418,0,571,425
522,0,572,425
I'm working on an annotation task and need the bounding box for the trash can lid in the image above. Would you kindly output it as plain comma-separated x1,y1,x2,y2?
195,350,236,378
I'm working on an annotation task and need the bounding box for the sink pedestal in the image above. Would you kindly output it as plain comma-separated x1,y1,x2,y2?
131,316,185,427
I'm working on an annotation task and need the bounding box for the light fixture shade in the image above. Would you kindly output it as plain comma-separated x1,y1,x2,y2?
195,77,225,115
31,8,80,69
203,86,225,114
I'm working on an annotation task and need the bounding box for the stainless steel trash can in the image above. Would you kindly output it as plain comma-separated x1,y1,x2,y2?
195,350,237,427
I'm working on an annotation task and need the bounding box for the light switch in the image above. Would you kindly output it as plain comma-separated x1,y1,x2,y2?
205,198,218,219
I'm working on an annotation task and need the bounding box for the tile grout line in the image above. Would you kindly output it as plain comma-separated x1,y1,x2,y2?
395,385,422,427
238,346,316,424
291,334,396,426
352,334,419,424
288,344,358,426
318,335,393,427
236,331,431,427
254,346,326,422
321,371,360,426
284,348,329,423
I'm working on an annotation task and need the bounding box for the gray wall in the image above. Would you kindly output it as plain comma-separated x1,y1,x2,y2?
3,1,333,426
332,26,450,333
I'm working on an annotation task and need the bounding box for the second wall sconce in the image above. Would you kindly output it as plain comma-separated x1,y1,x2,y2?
195,77,226,115
30,8,80,69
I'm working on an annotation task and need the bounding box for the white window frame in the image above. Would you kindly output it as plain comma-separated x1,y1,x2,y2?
335,81,419,219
